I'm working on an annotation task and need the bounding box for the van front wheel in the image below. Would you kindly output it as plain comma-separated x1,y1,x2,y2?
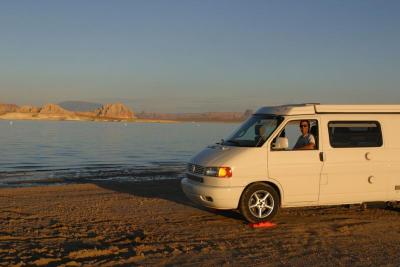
239,183,280,223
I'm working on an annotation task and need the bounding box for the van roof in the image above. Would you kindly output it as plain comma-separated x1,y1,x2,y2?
256,104,400,116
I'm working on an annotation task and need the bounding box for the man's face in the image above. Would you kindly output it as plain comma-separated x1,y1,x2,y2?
300,122,309,136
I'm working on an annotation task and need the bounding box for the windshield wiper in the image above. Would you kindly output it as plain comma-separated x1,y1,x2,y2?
224,139,241,146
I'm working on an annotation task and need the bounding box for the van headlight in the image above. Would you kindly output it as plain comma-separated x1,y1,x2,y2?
204,167,232,178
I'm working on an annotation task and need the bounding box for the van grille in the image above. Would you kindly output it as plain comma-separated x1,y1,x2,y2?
186,173,204,183
187,164,205,175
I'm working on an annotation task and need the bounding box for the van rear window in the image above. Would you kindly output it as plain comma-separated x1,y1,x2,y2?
328,121,383,148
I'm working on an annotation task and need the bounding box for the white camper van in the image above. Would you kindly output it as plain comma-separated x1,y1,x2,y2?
181,104,400,222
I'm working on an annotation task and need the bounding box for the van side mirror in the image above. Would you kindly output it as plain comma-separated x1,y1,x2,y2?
273,137,289,150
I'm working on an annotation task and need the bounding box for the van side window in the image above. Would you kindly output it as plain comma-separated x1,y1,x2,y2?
272,120,319,151
328,121,383,148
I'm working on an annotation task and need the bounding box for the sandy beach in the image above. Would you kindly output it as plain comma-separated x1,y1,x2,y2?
1,179,399,266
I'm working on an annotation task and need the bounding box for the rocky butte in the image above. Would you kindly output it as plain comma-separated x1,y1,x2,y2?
0,104,18,115
18,105,40,113
39,103,73,115
95,103,135,119
0,103,136,121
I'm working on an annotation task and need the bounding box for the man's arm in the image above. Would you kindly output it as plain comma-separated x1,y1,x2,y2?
294,135,316,150
295,143,316,150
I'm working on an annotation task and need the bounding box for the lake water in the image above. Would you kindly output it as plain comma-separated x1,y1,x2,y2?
0,120,238,187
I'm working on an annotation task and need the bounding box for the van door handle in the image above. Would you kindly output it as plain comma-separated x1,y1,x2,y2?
319,152,325,162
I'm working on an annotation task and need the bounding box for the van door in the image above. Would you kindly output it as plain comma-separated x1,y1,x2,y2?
319,120,387,204
268,118,323,204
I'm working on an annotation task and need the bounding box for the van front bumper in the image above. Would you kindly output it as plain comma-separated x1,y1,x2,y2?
181,177,244,210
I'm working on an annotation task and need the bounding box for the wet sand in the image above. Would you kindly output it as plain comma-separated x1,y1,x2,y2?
1,179,399,266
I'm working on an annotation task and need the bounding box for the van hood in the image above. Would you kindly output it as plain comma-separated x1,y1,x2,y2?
189,144,248,167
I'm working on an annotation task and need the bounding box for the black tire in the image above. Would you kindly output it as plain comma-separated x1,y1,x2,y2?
239,183,280,223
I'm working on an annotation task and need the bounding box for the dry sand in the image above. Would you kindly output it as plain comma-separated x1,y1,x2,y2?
1,179,399,266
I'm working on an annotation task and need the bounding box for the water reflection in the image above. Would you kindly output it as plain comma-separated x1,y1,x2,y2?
0,121,237,187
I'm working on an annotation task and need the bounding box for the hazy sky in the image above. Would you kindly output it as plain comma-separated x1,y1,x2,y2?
1,0,399,112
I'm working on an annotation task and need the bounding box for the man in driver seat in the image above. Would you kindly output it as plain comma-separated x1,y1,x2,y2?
293,120,316,150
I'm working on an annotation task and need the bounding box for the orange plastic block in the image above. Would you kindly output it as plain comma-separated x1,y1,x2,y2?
249,221,277,228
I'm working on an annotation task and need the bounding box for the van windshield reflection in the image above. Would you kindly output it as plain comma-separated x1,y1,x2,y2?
223,115,282,147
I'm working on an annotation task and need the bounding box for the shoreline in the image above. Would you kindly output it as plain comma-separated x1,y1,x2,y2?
1,179,400,266
0,113,180,124
0,113,242,124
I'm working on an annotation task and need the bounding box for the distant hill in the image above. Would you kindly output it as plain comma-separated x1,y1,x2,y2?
58,101,103,112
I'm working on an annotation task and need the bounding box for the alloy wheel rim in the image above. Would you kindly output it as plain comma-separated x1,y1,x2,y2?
248,190,274,218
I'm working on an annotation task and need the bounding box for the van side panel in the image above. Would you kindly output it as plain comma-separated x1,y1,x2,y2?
380,116,400,200
319,114,393,204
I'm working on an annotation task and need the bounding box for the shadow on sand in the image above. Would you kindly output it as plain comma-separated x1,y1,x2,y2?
94,178,246,222
93,178,400,225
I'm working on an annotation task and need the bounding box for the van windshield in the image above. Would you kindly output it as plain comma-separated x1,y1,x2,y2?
223,114,283,147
